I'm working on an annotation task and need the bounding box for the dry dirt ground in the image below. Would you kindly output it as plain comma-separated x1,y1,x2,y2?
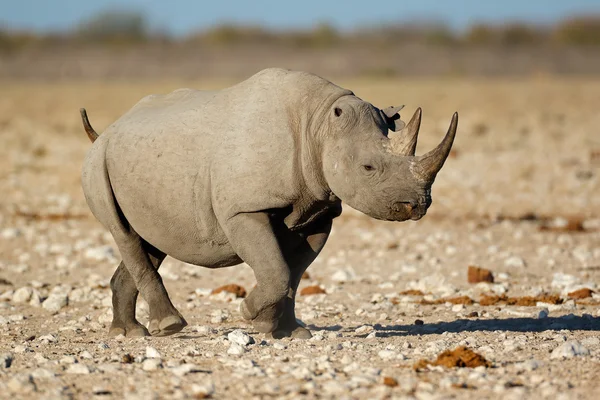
0,76,599,399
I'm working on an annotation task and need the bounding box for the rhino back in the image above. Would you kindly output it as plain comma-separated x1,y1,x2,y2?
103,70,316,264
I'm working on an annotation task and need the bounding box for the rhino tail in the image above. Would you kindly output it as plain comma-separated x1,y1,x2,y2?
80,108,99,143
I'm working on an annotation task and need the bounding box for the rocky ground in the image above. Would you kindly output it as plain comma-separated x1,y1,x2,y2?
0,77,599,399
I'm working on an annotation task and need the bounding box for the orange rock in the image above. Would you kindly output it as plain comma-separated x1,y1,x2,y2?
300,285,326,296
414,346,490,371
301,271,310,280
211,284,247,298
467,266,494,284
568,288,594,299
382,376,398,387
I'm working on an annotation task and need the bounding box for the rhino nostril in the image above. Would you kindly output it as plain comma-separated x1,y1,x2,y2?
392,202,413,212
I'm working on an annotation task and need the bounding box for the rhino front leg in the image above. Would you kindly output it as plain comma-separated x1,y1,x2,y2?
271,218,333,339
224,212,291,333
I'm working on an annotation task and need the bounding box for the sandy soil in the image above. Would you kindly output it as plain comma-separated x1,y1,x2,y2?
0,76,599,399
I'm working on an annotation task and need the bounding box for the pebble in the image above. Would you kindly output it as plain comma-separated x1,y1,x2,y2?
66,363,91,374
354,325,374,335
504,255,526,268
227,329,254,346
227,343,247,355
42,293,68,313
191,379,215,398
538,309,549,319
142,358,163,371
170,363,204,377
551,341,590,359
7,374,36,393
1,352,14,368
145,346,161,359
331,268,356,282
12,287,33,303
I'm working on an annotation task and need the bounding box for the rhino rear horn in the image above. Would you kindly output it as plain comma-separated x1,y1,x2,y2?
416,112,458,180
391,107,422,156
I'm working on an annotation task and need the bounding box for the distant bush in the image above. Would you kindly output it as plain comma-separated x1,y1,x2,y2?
554,16,600,45
76,10,149,43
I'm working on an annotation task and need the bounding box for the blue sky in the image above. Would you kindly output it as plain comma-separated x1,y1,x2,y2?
2,0,600,35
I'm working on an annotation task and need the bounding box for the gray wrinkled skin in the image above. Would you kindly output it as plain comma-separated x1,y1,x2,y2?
80,68,458,338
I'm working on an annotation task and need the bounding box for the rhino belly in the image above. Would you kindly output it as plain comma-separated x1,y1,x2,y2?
106,134,241,269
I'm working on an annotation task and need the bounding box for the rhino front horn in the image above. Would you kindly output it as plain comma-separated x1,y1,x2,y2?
392,107,422,156
416,112,458,180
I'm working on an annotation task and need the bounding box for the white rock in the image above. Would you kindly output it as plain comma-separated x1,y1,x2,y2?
273,343,287,350
38,334,57,344
7,374,36,393
355,325,373,336
452,304,465,312
1,228,21,239
581,337,600,347
12,287,33,303
550,341,590,359
331,268,356,282
42,293,68,313
377,350,395,359
170,363,204,377
142,358,162,371
227,329,254,346
227,343,247,355
551,273,579,289
84,245,116,261
191,379,215,398
66,364,91,374
79,351,93,360
31,368,55,379
145,346,161,359
504,255,526,268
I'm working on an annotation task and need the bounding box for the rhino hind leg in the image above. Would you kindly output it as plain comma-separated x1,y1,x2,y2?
109,243,169,337
82,137,186,337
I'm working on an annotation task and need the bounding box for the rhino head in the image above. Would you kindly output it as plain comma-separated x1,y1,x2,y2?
320,95,458,221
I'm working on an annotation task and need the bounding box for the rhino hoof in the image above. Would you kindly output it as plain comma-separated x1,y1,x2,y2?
109,324,150,338
252,318,278,333
149,315,187,337
271,326,312,339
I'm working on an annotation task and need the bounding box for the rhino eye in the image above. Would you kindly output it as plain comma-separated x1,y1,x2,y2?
363,164,375,171
334,107,343,117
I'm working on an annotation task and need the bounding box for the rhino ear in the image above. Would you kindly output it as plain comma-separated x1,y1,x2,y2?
382,105,406,132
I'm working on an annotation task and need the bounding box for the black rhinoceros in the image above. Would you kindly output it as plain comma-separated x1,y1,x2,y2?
80,68,458,339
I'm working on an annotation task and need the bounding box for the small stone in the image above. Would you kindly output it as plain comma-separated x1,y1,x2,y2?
7,374,36,393
191,379,215,398
538,309,549,319
66,363,91,374
331,268,356,283
79,350,93,359
42,293,68,313
142,358,163,371
300,285,326,296
121,354,134,364
1,228,21,239
551,341,590,359
227,329,254,346
227,343,247,355
145,346,161,359
415,319,424,325
504,256,526,268
12,287,33,303
1,352,14,368
452,304,465,312
211,284,247,298
378,350,396,359
170,363,205,377
92,387,112,396
60,355,77,364
467,266,494,283
31,368,55,379
355,325,374,335
273,343,287,350
383,376,399,387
